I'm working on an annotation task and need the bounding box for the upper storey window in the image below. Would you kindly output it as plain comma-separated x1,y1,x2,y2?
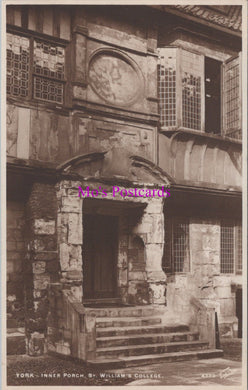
223,56,241,139
7,34,30,98
158,47,241,140
7,32,65,104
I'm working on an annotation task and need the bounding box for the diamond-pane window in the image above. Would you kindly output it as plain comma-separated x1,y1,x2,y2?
7,33,30,97
7,33,65,105
33,40,65,104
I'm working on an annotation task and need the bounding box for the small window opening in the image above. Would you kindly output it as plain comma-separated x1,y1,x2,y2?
205,57,221,134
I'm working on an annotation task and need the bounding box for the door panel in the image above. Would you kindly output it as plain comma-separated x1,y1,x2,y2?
83,214,118,299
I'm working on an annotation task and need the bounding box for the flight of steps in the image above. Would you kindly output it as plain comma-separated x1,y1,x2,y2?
86,305,223,368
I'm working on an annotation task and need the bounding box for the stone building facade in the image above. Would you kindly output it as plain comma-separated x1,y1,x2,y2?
6,5,242,363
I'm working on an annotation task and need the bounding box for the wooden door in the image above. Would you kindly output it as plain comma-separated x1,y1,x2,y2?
83,214,118,299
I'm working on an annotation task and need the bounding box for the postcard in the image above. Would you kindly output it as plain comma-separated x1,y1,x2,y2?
2,1,247,389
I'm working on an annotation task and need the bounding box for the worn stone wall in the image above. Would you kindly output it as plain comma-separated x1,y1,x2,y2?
130,200,166,304
7,200,25,328
7,6,158,166
56,180,83,302
166,218,240,336
56,179,166,305
7,108,156,164
25,182,58,356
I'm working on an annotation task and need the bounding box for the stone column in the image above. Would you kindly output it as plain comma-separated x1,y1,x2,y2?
133,198,166,305
25,182,58,356
145,199,166,304
117,215,129,304
56,180,83,301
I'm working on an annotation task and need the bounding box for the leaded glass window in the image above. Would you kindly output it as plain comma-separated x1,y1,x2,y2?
158,48,177,128
7,33,30,97
158,47,204,132
221,221,242,274
158,48,241,138
7,32,65,104
163,217,190,273
181,50,202,130
33,40,65,103
223,55,241,140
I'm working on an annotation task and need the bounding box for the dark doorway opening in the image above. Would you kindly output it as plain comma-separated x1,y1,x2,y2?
236,288,242,338
83,214,118,300
205,57,221,134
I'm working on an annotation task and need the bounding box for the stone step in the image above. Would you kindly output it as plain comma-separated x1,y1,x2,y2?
96,331,199,348
96,316,162,328
87,349,224,368
96,324,190,337
86,305,167,318
7,329,26,355
96,340,209,358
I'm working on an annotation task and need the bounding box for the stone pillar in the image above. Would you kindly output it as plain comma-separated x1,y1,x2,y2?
25,182,58,356
133,198,166,305
56,180,83,301
117,215,129,304
190,220,220,306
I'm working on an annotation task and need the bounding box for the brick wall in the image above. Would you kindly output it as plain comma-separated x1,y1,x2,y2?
7,200,25,328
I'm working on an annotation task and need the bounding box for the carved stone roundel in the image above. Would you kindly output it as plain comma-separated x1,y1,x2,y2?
89,50,143,107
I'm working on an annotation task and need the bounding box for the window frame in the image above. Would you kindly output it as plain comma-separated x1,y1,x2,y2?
220,219,242,275
163,216,191,274
6,25,68,106
221,53,242,140
158,45,241,139
158,46,205,133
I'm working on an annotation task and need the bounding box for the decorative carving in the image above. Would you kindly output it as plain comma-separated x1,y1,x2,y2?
88,50,143,107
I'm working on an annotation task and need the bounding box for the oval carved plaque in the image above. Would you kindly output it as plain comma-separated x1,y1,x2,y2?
89,51,143,106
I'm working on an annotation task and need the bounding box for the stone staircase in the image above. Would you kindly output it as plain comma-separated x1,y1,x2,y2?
86,305,223,368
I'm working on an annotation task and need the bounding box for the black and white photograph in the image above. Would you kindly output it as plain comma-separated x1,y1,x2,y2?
2,1,247,388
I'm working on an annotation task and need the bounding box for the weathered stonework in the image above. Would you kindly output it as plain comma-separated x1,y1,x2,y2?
56,180,83,300
6,4,242,362
7,201,25,329
166,218,240,335
55,179,167,306
25,183,58,356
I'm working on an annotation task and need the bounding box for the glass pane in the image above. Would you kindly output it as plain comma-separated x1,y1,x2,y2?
221,221,234,273
173,219,189,273
181,50,203,131
236,224,242,273
158,48,177,128
33,76,63,104
6,33,30,97
224,56,240,138
33,40,65,80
